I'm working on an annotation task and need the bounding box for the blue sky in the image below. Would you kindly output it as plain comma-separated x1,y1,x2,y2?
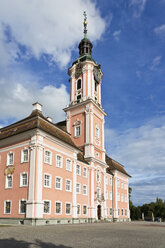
0,0,165,206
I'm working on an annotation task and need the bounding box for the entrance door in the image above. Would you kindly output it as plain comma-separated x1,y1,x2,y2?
97,205,101,220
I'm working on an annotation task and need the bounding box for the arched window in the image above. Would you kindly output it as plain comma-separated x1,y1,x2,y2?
77,79,81,90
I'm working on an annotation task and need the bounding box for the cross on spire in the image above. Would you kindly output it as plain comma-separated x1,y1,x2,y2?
83,11,87,38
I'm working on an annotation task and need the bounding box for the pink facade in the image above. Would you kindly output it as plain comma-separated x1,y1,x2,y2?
0,16,130,225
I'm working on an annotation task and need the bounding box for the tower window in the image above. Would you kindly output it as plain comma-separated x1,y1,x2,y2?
86,47,88,53
77,79,81,90
75,126,81,137
77,94,81,103
95,82,97,92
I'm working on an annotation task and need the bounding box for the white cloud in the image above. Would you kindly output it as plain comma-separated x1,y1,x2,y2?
129,0,147,17
113,30,121,41
0,70,69,123
105,117,165,205
154,24,165,36
0,0,106,68
150,56,162,70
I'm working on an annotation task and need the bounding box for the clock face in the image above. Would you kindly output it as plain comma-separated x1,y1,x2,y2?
75,63,82,78
94,66,101,83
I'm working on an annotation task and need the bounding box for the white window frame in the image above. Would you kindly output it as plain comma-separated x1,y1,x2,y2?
20,172,28,187
110,177,112,186
56,154,63,168
44,173,52,188
110,192,112,200
105,176,108,185
43,200,51,214
19,199,26,214
121,208,124,216
83,167,87,177
95,125,99,139
125,209,127,216
125,194,127,202
66,179,72,192
124,183,127,190
117,193,120,202
76,183,81,194
77,204,81,215
21,148,29,163
76,164,81,175
75,125,81,137
83,205,87,215
106,191,108,200
117,179,120,188
55,177,62,190
65,202,72,215
66,159,72,171
110,208,113,216
121,194,123,202
44,150,52,165
83,185,87,195
7,152,14,166
4,200,11,214
5,175,13,189
118,208,120,216
55,201,62,215
121,181,123,189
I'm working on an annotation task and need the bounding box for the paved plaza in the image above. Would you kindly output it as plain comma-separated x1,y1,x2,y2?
0,221,165,248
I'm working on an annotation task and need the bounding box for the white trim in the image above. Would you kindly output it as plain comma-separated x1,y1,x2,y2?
43,200,51,215
5,174,13,189
4,200,11,214
44,149,52,165
83,167,87,177
55,176,62,190
83,204,88,216
20,172,28,187
66,158,72,172
76,183,81,194
44,173,52,188
65,179,72,192
56,154,63,168
76,164,81,176
83,184,87,195
65,202,72,215
6,151,14,166
55,201,62,215
21,148,29,163
77,204,81,215
19,199,27,214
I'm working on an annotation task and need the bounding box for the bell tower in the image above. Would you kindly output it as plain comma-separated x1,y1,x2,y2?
64,12,106,163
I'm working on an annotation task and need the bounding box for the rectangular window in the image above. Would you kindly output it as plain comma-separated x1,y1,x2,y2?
4,201,11,214
6,175,12,188
125,194,127,202
44,150,52,164
124,183,127,190
96,127,99,139
44,201,50,214
56,155,62,168
20,173,28,187
83,167,87,177
106,191,108,200
66,159,72,171
83,185,87,195
44,174,51,188
19,200,26,214
96,188,101,198
110,192,112,200
121,181,123,189
110,208,113,216
56,177,62,190
117,193,120,202
66,203,71,215
83,205,87,215
117,179,120,188
125,209,127,216
121,194,123,202
76,183,81,194
110,177,112,186
105,176,108,185
118,208,120,216
22,149,28,162
76,164,81,175
121,209,124,216
7,152,14,166
66,179,71,192
75,126,80,137
77,204,80,215
55,202,62,214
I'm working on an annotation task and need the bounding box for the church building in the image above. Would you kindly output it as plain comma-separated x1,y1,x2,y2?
0,13,130,225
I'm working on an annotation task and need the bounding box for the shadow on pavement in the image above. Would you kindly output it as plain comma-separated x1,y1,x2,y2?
0,238,72,248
